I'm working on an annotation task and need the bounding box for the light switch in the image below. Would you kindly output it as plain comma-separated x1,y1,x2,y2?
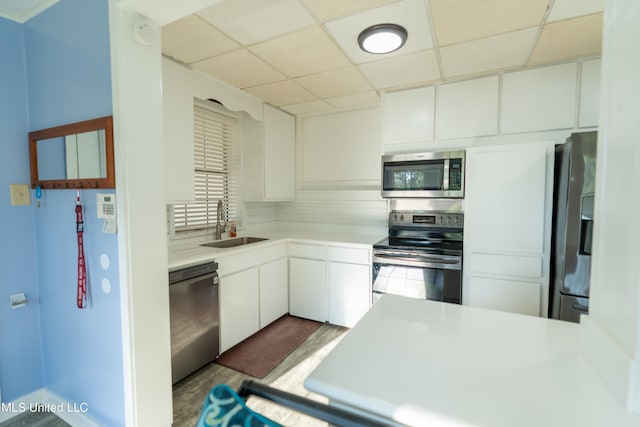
10,184,31,206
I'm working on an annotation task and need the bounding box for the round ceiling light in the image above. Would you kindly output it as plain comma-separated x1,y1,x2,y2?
358,23,408,54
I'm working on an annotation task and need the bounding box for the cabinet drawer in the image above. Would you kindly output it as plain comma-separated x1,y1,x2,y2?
467,276,541,316
288,243,325,260
327,246,370,265
469,253,542,279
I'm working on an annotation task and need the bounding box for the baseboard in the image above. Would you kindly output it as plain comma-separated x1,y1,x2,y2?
580,315,640,414
0,388,100,426
41,389,101,427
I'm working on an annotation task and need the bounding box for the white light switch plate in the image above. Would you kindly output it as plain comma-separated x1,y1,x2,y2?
10,184,31,206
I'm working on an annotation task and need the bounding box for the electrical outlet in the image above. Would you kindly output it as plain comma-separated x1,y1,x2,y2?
10,184,31,206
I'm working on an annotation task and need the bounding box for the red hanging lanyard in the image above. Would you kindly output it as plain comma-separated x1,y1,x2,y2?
76,191,87,309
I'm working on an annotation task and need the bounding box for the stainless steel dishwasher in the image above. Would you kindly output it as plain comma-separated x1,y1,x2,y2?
169,261,219,384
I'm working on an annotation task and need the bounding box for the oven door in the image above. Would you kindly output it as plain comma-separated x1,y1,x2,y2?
372,249,462,304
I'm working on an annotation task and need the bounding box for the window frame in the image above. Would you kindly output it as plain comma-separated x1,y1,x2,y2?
169,99,242,239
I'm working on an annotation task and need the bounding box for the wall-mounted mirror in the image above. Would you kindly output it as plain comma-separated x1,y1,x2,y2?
29,116,115,189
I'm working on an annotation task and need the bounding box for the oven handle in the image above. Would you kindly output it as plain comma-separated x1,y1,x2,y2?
373,252,461,270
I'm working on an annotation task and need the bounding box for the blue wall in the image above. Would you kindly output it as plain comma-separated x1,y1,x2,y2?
0,17,44,404
0,0,125,425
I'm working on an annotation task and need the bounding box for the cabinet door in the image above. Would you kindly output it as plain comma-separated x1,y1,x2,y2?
382,86,435,145
467,276,541,317
289,257,326,322
579,59,601,128
436,76,499,140
219,268,259,352
259,257,289,328
263,104,295,200
162,57,194,203
464,143,553,316
501,63,577,134
327,262,370,328
465,145,549,254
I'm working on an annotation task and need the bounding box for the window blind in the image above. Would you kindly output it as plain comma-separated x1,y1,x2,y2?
174,105,238,232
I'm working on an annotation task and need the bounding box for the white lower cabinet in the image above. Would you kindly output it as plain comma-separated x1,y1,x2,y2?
219,267,260,352
259,257,289,328
289,257,327,322
328,262,370,328
467,276,541,317
288,243,372,327
217,240,372,348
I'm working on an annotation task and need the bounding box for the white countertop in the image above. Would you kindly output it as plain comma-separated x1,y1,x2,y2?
167,229,384,271
304,295,640,427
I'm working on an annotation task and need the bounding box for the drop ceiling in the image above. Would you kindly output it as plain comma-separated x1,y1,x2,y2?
0,0,604,116
162,0,604,116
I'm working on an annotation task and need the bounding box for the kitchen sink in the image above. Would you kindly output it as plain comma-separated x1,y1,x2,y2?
201,237,268,249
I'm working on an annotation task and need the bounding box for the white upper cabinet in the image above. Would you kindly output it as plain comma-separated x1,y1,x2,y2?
382,86,435,145
264,104,295,200
436,75,499,140
244,104,295,201
579,59,601,128
162,57,195,203
501,62,578,134
465,145,549,254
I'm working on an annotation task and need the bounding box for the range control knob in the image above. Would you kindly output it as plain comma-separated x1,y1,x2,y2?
399,215,405,222
393,214,398,222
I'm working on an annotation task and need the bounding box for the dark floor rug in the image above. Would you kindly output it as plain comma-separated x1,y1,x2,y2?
215,315,322,379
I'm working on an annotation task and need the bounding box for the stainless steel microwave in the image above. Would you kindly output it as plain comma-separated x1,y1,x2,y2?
381,150,465,198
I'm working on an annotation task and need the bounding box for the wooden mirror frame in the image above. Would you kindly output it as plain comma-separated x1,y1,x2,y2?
29,116,115,189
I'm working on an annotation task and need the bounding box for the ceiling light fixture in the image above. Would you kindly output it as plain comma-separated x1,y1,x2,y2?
358,23,408,54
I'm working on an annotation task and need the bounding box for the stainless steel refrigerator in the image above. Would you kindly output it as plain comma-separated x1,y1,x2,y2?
549,131,597,323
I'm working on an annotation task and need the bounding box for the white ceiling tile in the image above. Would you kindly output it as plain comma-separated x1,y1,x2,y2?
159,0,603,115
191,49,286,88
281,100,334,115
301,0,400,23
359,50,440,89
243,80,317,106
440,28,539,78
430,0,549,46
325,91,381,109
249,26,351,78
324,0,433,64
529,14,603,65
196,0,315,45
547,0,604,22
295,67,374,99
161,15,240,64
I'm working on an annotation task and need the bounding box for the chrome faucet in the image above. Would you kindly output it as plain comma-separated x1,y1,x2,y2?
215,200,226,240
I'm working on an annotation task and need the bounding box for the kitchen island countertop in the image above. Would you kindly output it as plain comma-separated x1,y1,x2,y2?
304,294,640,427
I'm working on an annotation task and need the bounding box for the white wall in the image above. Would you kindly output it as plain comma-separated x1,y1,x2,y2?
109,3,173,425
580,0,640,413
